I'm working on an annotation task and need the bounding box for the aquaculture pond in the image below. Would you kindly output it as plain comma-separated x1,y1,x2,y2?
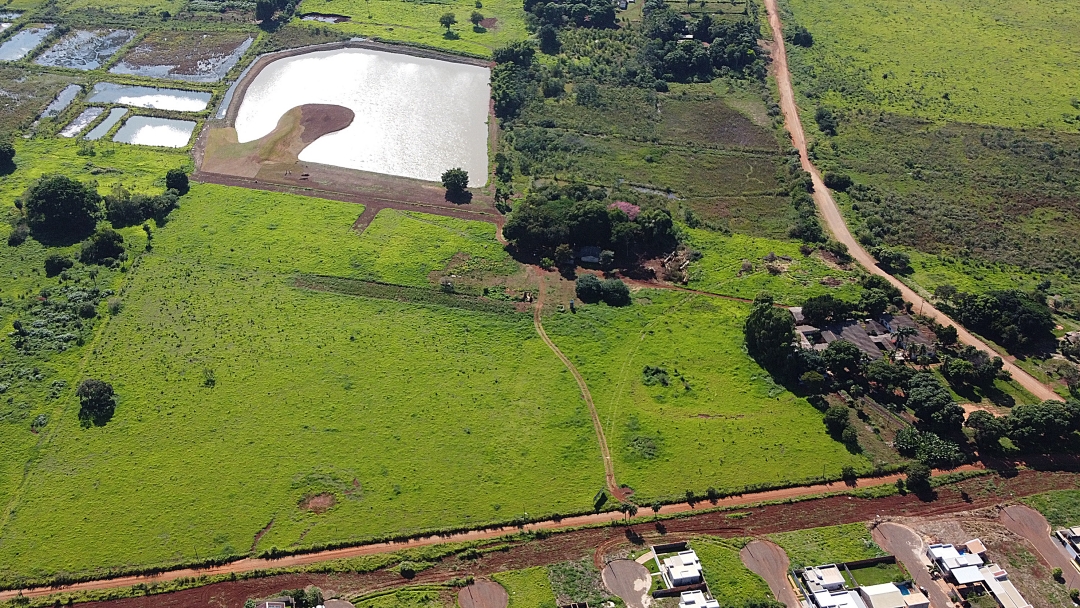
34,29,134,70
84,107,127,140
60,107,104,137
0,25,54,61
233,47,490,186
109,34,253,82
86,82,211,111
40,84,82,118
112,116,195,147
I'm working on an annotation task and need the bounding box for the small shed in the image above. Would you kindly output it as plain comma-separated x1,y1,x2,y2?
577,246,602,264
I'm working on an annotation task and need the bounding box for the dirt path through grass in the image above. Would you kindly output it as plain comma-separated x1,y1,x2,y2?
761,0,1060,403
530,268,621,500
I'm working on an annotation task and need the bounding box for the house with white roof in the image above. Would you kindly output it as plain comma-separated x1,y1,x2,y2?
978,566,1032,608
927,543,985,584
662,550,704,587
858,583,928,608
1054,526,1080,566
800,565,866,608
679,590,720,608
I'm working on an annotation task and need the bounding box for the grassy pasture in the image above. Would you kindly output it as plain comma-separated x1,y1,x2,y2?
0,184,605,584
1020,489,1080,529
541,289,869,502
494,567,558,608
694,537,775,605
352,209,517,287
767,523,885,569
294,0,526,57
684,229,864,304
781,0,1080,130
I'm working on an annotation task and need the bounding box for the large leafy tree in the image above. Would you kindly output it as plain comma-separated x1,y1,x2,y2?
77,379,116,426
23,174,102,242
744,294,795,372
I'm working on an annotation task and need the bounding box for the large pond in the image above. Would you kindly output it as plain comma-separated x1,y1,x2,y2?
86,82,211,112
234,47,490,186
34,29,134,70
112,116,195,147
0,25,54,61
84,107,127,140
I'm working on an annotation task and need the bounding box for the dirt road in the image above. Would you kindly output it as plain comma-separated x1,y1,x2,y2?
761,0,1060,403
999,504,1080,588
872,522,953,608
530,269,620,499
740,540,800,608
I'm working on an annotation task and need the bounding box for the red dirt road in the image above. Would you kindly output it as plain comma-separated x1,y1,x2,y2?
740,540,799,608
761,0,1060,403
999,504,1080,589
872,522,953,608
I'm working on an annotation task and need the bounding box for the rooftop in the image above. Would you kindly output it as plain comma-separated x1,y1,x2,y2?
679,591,720,608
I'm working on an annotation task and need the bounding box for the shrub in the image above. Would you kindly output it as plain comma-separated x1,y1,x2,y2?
575,274,603,303
0,140,14,166
789,24,813,47
823,172,852,191
600,278,630,306
44,253,74,277
815,107,837,136
80,228,125,265
905,462,932,494
165,168,189,194
824,405,850,435
76,378,115,426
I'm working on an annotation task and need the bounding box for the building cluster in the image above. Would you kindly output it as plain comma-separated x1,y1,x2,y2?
797,563,928,608
788,309,931,361
927,540,1032,608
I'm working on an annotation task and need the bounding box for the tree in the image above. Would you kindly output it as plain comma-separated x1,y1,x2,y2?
470,10,484,26
439,12,457,31
440,168,469,194
823,172,851,191
600,279,631,306
744,294,795,373
859,288,890,318
893,325,918,349
255,0,275,21
44,253,73,277
77,378,115,426
934,323,958,346
905,462,932,495
575,82,599,107
789,24,813,47
23,174,102,242
576,274,603,303
822,339,865,380
554,243,574,267
80,228,125,265
815,107,837,136
1005,399,1080,450
965,410,1005,452
538,24,560,54
823,405,850,435
165,168,189,195
871,246,911,274
0,140,14,167
801,294,848,326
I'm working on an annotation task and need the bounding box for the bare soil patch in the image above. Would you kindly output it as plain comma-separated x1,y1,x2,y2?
110,31,252,80
479,17,498,28
741,540,798,608
300,493,337,514
458,580,508,608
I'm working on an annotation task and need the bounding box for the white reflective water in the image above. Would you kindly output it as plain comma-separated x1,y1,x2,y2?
40,84,82,118
60,107,104,137
234,47,490,186
84,107,127,140
112,116,195,147
87,82,211,112
34,29,134,70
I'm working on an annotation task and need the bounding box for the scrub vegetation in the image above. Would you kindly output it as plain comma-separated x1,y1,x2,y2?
767,523,885,569
493,567,558,608
694,537,775,605
1020,489,1080,529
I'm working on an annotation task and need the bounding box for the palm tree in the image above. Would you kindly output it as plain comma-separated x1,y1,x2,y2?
893,325,917,349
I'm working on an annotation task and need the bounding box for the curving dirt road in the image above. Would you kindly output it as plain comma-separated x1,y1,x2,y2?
740,539,800,608
999,504,1080,588
872,522,953,608
530,269,620,499
761,0,1060,403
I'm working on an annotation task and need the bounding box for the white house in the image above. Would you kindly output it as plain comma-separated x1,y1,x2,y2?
663,550,704,587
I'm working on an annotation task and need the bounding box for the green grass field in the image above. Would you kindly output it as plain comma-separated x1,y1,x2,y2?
684,229,864,304
781,0,1080,130
494,567,558,608
1020,489,1080,529
353,209,517,287
694,537,775,605
767,523,885,569
295,0,526,57
0,184,605,584
542,289,870,501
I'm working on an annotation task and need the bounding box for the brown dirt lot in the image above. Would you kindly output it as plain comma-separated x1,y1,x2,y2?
112,31,252,75
64,471,1080,608
458,580,508,608
299,493,336,514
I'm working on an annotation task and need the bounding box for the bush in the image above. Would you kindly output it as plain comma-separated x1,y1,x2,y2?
80,228,125,265
823,172,852,191
815,107,837,136
0,140,14,166
600,278,630,306
905,462,932,494
870,246,911,274
76,378,115,426
824,405,850,435
744,293,795,373
165,168,189,194
575,274,603,303
789,24,813,47
44,253,74,277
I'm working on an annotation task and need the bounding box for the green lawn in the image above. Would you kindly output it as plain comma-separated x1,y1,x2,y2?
542,289,870,501
353,209,517,287
493,567,558,608
294,0,527,58
684,229,864,304
848,563,905,587
1020,490,1080,529
781,0,1080,130
694,537,775,605
353,588,453,608
0,184,604,585
767,523,886,569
